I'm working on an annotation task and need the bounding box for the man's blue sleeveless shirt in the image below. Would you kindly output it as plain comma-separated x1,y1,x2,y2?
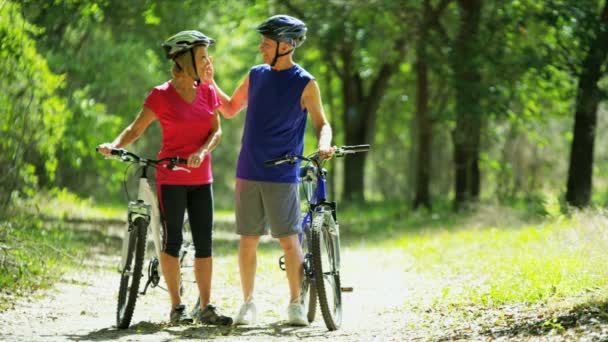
236,64,314,183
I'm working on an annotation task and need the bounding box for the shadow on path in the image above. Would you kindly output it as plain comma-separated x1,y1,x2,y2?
436,299,608,341
65,320,333,341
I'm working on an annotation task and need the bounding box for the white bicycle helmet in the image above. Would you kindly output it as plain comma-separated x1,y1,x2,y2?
162,30,215,59
162,30,215,83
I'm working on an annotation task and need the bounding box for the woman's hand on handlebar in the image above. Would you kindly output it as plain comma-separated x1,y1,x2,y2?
96,143,117,157
187,150,207,168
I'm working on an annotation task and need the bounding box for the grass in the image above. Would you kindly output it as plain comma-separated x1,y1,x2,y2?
0,189,124,310
388,210,608,307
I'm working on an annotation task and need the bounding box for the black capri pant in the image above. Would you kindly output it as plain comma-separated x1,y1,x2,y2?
158,183,213,258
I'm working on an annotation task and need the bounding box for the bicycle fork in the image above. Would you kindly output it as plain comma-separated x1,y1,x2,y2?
118,200,150,271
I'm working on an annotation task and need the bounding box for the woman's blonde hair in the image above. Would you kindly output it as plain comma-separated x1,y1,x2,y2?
171,47,200,80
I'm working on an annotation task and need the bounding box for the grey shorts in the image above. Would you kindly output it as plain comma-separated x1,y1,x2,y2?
235,178,301,238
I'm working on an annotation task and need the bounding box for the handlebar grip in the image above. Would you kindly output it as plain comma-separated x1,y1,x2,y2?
342,144,370,152
264,157,287,166
110,149,124,156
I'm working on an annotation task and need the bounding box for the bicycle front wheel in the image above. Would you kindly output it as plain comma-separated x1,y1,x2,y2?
301,226,317,323
116,217,147,329
311,212,342,330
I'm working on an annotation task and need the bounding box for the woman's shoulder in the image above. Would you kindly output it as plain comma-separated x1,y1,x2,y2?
152,80,172,93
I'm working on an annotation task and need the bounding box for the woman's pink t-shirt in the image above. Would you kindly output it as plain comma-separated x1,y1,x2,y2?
144,81,220,185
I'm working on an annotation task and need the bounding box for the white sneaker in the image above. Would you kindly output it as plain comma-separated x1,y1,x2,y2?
234,302,257,325
287,303,308,326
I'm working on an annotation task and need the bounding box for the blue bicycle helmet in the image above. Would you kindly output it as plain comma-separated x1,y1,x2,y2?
256,15,307,66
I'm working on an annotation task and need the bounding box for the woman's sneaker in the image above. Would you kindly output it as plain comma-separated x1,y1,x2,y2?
233,302,257,325
287,303,308,326
195,304,233,326
170,304,194,325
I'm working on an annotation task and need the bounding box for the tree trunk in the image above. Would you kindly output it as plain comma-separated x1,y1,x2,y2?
339,40,407,203
341,69,367,202
565,1,608,208
451,0,482,210
413,0,432,210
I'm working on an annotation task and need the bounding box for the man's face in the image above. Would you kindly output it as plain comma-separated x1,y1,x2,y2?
259,36,290,64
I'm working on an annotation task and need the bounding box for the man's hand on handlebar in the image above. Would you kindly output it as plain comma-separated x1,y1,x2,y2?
319,145,336,160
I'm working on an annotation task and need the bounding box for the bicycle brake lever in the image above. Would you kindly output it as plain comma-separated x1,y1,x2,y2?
169,165,191,173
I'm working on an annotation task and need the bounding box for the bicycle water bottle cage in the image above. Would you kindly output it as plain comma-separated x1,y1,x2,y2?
128,199,151,227
279,255,286,271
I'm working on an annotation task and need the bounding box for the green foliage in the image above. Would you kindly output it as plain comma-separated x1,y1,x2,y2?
0,214,85,303
0,0,606,210
0,2,69,209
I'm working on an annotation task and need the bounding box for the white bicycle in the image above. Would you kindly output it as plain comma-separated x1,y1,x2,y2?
99,148,199,329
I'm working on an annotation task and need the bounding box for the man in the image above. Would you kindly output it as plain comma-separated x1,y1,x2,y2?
209,15,334,326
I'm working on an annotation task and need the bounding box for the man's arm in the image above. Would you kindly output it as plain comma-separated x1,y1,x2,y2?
301,80,334,159
211,74,249,119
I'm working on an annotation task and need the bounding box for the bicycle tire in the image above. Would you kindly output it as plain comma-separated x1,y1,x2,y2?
301,227,317,322
311,212,342,330
116,217,147,329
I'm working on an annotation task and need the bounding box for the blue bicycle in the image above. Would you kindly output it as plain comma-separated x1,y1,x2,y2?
265,144,370,331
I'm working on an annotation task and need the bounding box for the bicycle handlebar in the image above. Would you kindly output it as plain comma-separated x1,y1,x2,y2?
98,148,189,168
264,144,371,166
341,144,370,153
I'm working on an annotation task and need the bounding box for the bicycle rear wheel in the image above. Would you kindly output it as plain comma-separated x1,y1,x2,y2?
116,217,148,329
181,218,200,315
311,212,342,330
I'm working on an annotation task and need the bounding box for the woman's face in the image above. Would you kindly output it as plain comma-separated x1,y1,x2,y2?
192,45,210,79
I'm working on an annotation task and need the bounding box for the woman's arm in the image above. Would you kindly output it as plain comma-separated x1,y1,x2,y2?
188,110,222,168
97,106,156,156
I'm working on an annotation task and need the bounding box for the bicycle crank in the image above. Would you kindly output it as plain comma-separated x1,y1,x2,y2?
341,286,354,293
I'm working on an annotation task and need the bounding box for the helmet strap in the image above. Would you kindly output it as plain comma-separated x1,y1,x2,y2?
270,41,294,67
190,49,201,85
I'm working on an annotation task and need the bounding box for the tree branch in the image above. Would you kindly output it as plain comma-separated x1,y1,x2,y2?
428,0,452,43
278,0,306,20
363,38,408,142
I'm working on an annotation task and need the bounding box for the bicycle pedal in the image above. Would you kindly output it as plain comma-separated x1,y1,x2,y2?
341,287,354,293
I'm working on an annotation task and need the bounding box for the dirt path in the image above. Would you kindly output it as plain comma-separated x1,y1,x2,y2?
1,221,607,341
0,221,423,342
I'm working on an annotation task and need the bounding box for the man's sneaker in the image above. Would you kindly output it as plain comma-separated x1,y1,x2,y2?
287,303,308,326
195,304,233,326
233,302,257,325
170,304,194,325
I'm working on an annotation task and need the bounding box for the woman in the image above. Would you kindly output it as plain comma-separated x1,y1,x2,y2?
97,30,232,326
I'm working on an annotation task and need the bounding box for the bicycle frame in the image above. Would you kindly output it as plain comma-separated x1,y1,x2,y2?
301,163,340,273
119,169,163,276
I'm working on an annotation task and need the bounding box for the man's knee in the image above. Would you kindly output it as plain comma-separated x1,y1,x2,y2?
278,234,300,252
239,235,260,251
